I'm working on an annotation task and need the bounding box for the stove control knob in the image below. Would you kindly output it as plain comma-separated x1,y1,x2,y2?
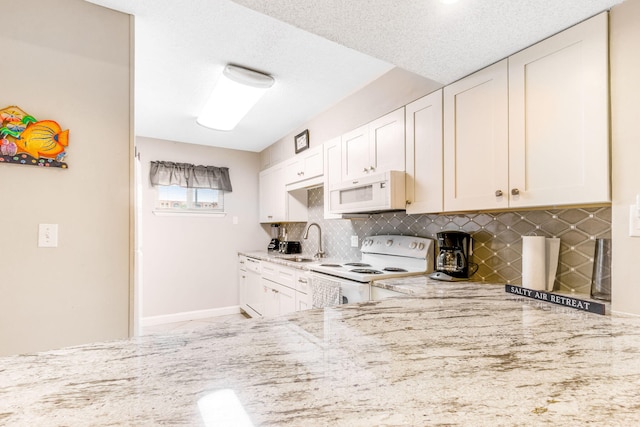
409,242,417,249
386,239,393,247
418,242,425,250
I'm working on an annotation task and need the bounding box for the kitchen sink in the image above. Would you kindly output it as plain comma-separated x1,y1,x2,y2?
281,256,316,263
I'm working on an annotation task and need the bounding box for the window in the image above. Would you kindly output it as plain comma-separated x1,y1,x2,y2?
156,185,224,213
149,160,231,216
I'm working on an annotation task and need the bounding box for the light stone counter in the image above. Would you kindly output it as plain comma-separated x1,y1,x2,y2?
1,281,639,426
239,250,346,271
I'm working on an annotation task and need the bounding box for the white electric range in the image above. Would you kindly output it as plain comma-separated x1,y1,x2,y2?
310,235,435,304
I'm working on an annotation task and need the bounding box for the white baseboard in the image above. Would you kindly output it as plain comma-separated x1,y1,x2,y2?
140,306,241,327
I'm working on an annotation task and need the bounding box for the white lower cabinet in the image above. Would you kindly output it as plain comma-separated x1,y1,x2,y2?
238,260,313,318
261,278,297,317
241,257,263,318
295,271,313,311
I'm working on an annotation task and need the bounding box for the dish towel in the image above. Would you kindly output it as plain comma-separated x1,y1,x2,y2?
310,276,342,309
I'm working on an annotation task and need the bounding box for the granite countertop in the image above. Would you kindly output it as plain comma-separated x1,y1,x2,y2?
239,250,339,271
2,281,639,426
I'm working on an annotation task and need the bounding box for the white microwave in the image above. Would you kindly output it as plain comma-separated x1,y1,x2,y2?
329,170,406,214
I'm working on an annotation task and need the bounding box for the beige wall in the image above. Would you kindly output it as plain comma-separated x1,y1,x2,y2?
0,0,132,355
137,137,265,319
260,67,441,168
610,0,640,314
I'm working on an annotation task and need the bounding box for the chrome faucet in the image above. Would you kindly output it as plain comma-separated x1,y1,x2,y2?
303,222,325,258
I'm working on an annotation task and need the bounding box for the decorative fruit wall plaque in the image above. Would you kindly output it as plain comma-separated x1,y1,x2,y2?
0,105,69,168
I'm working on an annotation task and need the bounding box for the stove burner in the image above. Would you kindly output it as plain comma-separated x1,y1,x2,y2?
344,262,371,267
320,263,342,267
350,268,383,274
383,267,408,272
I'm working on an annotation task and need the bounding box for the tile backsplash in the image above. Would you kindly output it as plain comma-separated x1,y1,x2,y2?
282,187,611,296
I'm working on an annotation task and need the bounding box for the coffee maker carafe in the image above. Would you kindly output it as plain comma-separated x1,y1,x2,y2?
430,231,472,281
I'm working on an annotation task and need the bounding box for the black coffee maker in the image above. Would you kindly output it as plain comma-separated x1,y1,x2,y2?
429,231,472,281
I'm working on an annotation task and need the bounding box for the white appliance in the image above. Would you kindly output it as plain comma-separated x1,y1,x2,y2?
328,170,406,214
310,235,435,304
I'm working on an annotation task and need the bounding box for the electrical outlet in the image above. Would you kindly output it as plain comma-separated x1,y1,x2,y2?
38,224,58,247
351,235,359,247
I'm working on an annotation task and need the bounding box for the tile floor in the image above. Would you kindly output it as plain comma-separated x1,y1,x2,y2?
140,313,249,336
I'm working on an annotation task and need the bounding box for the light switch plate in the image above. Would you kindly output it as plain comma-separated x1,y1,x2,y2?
351,235,359,247
629,205,640,237
38,224,58,247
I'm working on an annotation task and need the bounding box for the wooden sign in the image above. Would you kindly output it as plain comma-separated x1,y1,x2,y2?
505,285,606,315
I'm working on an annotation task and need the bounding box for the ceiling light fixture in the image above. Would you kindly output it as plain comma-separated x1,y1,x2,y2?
197,64,275,131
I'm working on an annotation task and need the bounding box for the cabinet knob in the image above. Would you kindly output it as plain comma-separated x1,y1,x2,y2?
511,188,520,196
362,168,369,173
406,200,412,206
369,166,375,172
495,190,503,197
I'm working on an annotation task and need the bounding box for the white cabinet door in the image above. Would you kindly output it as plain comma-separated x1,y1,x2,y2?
259,162,308,223
261,279,279,318
245,267,263,317
275,282,296,316
444,59,509,212
405,90,443,214
295,272,312,311
323,137,342,219
302,145,323,181
369,107,405,175
261,279,296,317
283,157,304,186
238,256,247,312
342,109,406,181
342,124,370,181
284,145,324,186
508,12,610,207
259,164,285,223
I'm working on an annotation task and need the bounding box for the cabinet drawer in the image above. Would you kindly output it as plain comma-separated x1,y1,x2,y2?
245,257,260,274
296,273,311,294
260,261,296,289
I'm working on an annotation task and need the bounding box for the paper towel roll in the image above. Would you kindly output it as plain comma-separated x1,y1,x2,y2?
522,236,546,290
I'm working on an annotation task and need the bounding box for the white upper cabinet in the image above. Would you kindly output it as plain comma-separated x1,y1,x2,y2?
508,12,610,208
405,89,444,214
443,12,610,212
323,136,342,219
259,163,308,223
284,144,323,187
259,164,286,223
444,60,509,212
342,108,405,181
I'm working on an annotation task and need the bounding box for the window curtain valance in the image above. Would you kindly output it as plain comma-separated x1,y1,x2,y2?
149,161,232,191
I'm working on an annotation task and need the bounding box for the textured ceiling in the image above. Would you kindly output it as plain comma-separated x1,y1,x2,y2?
233,0,623,84
85,0,396,152
86,0,623,152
